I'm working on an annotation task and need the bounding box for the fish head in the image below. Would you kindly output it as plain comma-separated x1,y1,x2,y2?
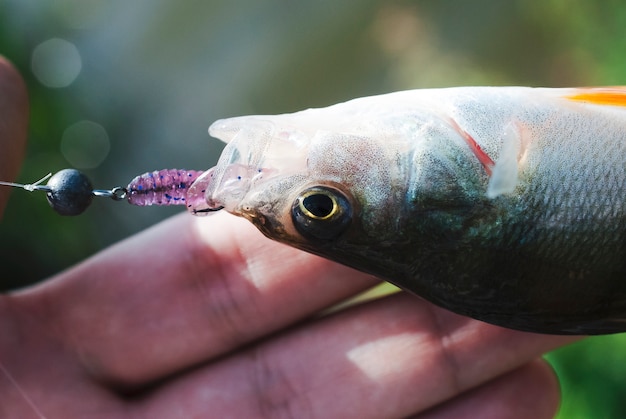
189,99,487,275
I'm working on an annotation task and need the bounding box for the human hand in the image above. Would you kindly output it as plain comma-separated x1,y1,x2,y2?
0,58,577,418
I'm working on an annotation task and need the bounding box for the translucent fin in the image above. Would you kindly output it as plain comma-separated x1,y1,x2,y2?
487,123,521,199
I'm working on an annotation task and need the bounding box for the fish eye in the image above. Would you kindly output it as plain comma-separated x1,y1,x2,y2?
291,186,352,241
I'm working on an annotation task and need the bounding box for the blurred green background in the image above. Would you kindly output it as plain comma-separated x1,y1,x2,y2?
1,0,625,417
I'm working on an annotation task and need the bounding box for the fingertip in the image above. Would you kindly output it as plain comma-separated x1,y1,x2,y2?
419,359,562,419
528,358,562,419
0,56,28,217
497,359,562,419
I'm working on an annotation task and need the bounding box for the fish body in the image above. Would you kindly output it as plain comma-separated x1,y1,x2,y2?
189,86,626,334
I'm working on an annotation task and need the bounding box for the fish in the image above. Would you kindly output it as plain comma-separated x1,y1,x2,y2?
187,86,626,335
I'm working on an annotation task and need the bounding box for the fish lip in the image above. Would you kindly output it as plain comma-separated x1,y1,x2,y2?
206,117,311,213
204,120,276,212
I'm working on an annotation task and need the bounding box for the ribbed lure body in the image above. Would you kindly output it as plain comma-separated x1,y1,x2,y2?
127,169,203,206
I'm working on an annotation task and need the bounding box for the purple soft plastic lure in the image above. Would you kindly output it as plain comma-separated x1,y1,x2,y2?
126,169,203,206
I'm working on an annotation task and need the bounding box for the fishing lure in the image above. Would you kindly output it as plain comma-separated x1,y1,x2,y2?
0,168,220,215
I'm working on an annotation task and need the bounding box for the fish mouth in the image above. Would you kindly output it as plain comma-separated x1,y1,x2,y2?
188,117,311,215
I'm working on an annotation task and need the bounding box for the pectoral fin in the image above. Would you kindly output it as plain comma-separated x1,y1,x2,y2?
487,123,521,199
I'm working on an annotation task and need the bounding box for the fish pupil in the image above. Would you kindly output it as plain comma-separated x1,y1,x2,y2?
303,194,334,218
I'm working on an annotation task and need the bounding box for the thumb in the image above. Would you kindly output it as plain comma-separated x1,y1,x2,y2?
0,57,28,218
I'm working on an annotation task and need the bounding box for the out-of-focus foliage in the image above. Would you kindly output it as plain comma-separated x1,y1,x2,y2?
547,335,626,418
0,0,625,417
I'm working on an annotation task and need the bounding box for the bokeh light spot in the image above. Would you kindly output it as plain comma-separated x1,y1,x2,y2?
61,121,110,169
31,38,82,88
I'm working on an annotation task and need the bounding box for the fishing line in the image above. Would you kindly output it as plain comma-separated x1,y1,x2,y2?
0,360,47,419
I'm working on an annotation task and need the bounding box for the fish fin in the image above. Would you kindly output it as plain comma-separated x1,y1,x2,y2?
564,87,626,107
486,123,521,199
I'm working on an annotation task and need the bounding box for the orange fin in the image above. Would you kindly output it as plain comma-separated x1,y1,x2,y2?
565,87,626,107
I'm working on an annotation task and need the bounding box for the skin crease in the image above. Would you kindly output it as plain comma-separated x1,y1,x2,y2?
0,57,579,418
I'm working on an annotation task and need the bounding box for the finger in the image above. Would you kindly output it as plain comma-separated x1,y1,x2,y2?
0,57,28,217
134,293,576,418
415,360,560,419
14,212,380,387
